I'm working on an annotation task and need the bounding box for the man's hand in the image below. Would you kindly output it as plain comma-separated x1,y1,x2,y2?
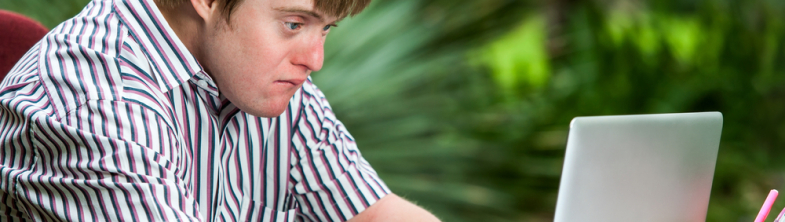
348,193,441,222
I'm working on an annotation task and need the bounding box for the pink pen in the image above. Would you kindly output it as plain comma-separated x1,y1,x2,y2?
755,189,779,222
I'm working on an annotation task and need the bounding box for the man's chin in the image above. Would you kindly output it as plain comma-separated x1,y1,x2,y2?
243,108,286,118
242,100,291,118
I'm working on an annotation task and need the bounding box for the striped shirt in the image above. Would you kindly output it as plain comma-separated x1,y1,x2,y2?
0,0,390,221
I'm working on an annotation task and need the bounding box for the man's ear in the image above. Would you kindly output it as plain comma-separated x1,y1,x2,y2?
190,0,220,22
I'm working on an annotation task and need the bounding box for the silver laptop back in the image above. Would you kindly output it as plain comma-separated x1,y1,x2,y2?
554,112,723,222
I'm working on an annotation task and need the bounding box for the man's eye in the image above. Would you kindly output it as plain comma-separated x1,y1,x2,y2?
285,22,301,30
323,25,332,31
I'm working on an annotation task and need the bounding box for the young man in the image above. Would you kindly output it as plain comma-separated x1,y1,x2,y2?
0,0,440,221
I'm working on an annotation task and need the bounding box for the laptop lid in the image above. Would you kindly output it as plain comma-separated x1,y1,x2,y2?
553,112,723,222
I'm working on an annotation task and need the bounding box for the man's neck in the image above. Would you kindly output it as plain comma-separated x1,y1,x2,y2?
156,1,205,71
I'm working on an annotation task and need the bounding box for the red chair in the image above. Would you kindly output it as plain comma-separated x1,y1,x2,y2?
0,10,48,80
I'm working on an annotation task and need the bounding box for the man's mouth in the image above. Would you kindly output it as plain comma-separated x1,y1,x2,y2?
275,78,306,86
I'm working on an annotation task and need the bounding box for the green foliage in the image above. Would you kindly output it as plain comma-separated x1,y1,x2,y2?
319,0,785,221
474,14,551,97
5,0,785,221
0,0,91,28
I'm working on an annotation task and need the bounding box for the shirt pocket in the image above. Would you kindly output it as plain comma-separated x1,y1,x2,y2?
235,196,299,222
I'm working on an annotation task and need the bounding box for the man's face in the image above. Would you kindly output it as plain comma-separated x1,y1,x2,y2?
201,0,337,117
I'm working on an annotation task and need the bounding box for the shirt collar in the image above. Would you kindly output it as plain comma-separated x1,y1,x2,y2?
113,0,209,93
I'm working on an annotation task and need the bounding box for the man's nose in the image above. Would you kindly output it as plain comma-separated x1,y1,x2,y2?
292,35,325,72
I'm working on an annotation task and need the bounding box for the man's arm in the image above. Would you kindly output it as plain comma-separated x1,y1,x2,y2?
348,193,440,222
8,100,204,221
0,37,203,220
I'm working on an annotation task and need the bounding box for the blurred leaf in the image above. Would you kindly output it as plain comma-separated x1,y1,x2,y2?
661,15,703,65
474,13,551,98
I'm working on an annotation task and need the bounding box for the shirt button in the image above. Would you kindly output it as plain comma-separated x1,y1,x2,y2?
197,80,207,87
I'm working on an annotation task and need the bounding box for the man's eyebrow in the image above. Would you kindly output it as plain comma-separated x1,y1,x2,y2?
274,7,324,22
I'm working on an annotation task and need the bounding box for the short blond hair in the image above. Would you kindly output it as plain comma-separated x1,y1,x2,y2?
156,0,371,21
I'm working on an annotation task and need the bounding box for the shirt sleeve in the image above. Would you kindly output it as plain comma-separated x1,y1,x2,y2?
289,80,391,222
3,99,204,222
0,13,204,219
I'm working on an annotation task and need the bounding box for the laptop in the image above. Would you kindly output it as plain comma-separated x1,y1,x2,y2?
553,112,723,222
